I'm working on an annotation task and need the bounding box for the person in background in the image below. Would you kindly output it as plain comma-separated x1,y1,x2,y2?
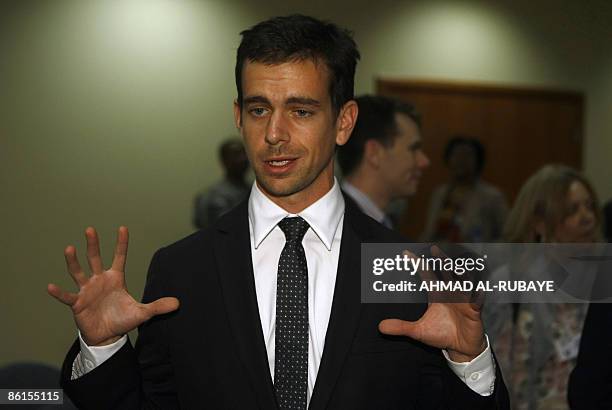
567,198,612,409
568,302,612,410
603,199,612,241
485,164,601,410
193,138,250,229
422,136,507,242
336,95,429,229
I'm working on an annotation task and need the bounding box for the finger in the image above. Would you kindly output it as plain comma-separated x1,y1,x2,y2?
401,249,435,281
378,318,422,341
471,294,485,311
64,245,88,287
111,226,129,272
402,250,440,303
430,245,444,258
430,245,459,283
142,297,180,319
47,283,78,306
85,227,104,274
415,262,438,284
405,250,437,284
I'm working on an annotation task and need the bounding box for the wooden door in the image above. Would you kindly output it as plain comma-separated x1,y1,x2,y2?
376,79,584,239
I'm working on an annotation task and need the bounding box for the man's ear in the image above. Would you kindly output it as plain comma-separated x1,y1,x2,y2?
233,99,242,129
335,100,358,146
364,139,384,169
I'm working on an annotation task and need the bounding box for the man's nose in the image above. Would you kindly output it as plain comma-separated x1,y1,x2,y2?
418,151,430,169
265,111,289,145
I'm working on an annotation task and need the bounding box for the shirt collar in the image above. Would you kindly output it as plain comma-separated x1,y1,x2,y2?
341,180,386,224
248,178,345,251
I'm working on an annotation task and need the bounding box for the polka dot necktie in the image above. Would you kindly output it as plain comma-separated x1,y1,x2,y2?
275,216,310,410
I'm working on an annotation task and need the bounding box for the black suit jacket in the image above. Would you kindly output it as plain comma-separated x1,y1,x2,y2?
61,199,509,409
568,303,612,409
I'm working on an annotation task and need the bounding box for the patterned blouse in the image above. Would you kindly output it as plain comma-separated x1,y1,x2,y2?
488,302,586,410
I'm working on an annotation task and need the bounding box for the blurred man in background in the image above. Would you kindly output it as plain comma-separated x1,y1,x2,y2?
337,95,430,229
193,137,250,229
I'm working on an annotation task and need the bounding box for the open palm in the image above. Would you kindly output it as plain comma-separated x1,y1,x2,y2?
379,246,486,362
48,227,179,346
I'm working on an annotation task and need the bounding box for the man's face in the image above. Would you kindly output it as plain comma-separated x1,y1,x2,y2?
234,60,355,209
448,144,478,181
378,113,430,198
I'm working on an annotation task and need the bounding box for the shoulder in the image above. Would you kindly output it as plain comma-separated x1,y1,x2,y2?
477,181,505,199
157,200,248,262
344,198,410,243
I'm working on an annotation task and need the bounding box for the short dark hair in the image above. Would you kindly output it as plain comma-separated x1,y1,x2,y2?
337,95,421,176
443,136,485,175
235,14,360,115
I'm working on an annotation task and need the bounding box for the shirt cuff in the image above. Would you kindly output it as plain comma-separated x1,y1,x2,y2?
442,334,496,396
70,332,127,379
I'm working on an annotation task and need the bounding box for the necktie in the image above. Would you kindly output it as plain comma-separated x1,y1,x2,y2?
275,216,310,410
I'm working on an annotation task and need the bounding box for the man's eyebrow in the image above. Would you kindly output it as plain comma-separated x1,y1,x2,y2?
242,95,321,107
285,96,321,107
243,96,270,105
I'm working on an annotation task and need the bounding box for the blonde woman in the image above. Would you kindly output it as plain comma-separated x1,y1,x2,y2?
484,165,601,410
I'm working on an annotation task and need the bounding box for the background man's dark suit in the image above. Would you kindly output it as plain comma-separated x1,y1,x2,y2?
61,198,509,409
568,302,612,409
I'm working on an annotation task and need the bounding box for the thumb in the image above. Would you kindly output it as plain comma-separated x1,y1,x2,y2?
143,297,180,319
378,318,422,340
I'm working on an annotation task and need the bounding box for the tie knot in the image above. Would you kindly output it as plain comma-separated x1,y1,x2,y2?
278,217,310,242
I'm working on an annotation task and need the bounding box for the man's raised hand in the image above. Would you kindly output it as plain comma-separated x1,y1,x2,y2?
378,246,486,362
48,227,179,346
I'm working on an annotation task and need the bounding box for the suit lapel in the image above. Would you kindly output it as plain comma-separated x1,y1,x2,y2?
308,201,371,410
214,201,277,410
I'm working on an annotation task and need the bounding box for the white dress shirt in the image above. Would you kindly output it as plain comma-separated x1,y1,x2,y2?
73,178,496,400
249,179,343,405
342,179,386,224
341,180,392,228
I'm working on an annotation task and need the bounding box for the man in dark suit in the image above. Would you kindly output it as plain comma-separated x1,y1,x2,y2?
337,95,429,229
48,14,509,409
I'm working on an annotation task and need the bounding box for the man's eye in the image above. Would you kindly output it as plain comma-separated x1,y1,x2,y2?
250,107,268,117
294,109,312,118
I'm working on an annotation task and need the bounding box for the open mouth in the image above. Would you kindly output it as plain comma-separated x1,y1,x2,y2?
263,158,297,174
268,160,292,167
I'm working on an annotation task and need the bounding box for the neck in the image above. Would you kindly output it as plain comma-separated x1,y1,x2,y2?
346,169,390,211
452,176,478,187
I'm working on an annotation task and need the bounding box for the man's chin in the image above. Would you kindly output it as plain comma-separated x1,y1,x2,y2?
256,176,304,198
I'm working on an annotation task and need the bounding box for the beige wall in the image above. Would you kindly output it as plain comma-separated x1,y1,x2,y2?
1,0,610,366
584,52,612,206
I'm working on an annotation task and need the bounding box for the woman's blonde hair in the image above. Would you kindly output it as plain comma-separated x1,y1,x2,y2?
503,164,601,242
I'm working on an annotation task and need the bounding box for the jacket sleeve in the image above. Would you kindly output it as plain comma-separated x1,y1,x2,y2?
413,342,510,410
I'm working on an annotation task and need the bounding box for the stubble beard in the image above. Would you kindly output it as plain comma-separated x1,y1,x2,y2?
255,164,317,198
